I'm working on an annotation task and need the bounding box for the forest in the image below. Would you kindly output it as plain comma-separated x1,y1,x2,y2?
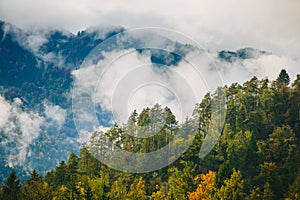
1,69,300,200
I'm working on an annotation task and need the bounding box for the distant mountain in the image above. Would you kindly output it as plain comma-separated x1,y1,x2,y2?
0,21,270,183
218,48,269,62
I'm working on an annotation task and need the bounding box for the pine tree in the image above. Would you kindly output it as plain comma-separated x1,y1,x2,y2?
216,161,232,188
1,170,22,200
263,182,274,200
245,186,261,200
167,163,196,199
108,177,128,200
27,170,41,182
278,69,290,85
216,169,245,200
89,171,109,200
55,161,68,187
126,177,147,200
286,169,300,200
23,171,52,200
79,146,100,178
84,185,93,200
67,153,80,200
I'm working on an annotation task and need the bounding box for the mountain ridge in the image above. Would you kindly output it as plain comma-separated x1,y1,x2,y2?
0,20,273,183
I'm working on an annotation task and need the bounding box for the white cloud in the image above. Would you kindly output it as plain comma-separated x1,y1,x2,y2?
44,101,67,128
0,0,299,58
0,98,67,168
25,33,48,53
72,44,223,129
242,55,299,81
0,96,44,167
2,22,49,55
0,96,11,127
72,31,300,137
214,53,300,85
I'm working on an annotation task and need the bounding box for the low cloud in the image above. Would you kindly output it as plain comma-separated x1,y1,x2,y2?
0,96,44,167
73,49,207,126
215,53,300,85
72,33,300,139
44,101,67,128
0,0,299,58
0,96,68,168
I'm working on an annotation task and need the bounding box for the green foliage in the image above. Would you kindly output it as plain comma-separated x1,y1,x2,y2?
285,168,300,200
126,177,147,200
89,171,109,200
167,167,190,199
216,169,245,200
78,146,100,178
22,170,52,200
167,162,196,199
0,170,22,200
84,185,93,200
216,161,231,188
108,176,128,200
54,161,68,188
278,69,290,85
263,182,274,200
1,70,300,200
245,186,261,200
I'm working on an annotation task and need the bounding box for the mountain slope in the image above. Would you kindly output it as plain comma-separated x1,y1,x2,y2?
0,21,274,183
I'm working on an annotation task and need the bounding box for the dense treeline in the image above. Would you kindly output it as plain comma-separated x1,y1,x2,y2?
1,69,299,200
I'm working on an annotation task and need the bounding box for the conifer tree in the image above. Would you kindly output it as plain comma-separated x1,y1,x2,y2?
1,170,22,200
216,169,245,200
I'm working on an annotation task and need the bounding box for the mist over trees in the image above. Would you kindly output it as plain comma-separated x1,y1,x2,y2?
1,69,299,200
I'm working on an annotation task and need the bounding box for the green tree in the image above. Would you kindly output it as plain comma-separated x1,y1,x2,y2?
52,185,70,200
271,71,291,125
257,125,298,195
54,161,68,187
278,69,290,85
123,110,138,151
67,152,81,200
84,185,93,200
108,177,128,200
262,182,274,200
245,186,261,200
89,171,109,200
167,162,196,199
227,131,259,179
1,170,22,200
79,146,100,178
150,190,167,200
137,107,151,126
89,131,111,161
216,169,245,200
215,161,232,188
22,170,52,200
286,169,300,200
255,162,282,199
126,177,147,200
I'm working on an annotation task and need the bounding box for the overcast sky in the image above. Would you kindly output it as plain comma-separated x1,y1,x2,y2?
0,0,299,58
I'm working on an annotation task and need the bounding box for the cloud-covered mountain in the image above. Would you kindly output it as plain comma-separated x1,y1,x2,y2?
0,20,298,183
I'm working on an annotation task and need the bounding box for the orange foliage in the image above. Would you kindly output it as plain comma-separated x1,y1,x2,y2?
188,171,216,200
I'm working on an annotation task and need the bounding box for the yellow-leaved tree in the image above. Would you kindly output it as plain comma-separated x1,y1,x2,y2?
188,170,216,200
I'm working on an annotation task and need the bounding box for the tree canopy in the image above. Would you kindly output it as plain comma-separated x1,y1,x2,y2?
1,69,299,200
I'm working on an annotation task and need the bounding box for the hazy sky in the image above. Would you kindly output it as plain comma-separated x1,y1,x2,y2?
0,0,299,58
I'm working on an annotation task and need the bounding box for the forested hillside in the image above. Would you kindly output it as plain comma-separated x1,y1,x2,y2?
1,69,300,200
2,20,290,184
